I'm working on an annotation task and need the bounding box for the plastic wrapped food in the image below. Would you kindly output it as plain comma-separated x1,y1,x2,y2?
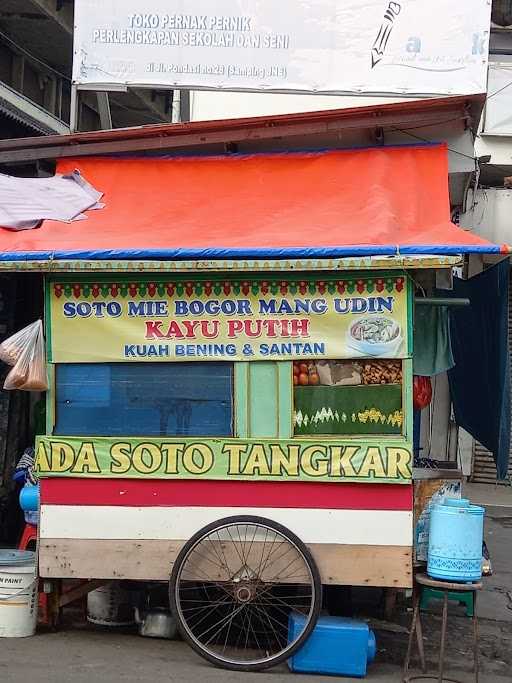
318,361,362,386
296,360,361,386
0,320,42,366
3,319,48,391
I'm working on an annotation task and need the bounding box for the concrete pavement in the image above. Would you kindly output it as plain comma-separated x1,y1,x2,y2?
464,482,512,508
1,628,511,683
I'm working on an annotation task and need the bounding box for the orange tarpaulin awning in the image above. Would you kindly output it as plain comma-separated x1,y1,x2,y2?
0,143,506,260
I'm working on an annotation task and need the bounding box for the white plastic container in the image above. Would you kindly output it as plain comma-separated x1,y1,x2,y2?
428,499,485,582
0,550,38,637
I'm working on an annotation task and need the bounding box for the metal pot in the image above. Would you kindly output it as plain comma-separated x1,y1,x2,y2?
134,606,177,639
87,582,136,627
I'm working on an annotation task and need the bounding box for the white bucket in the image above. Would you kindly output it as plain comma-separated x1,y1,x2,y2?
0,550,38,637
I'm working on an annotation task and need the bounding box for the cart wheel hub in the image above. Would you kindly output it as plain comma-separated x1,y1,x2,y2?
235,584,255,603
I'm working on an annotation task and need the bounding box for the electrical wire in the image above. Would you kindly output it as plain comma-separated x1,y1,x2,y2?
0,27,71,82
107,98,170,124
0,26,170,124
387,115,467,132
486,71,512,102
391,127,477,164
392,126,512,177
398,64,512,174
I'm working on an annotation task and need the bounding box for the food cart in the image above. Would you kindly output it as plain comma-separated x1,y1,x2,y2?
38,266,416,669
0,119,506,670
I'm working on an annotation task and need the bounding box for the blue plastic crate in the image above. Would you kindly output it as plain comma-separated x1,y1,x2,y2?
288,614,376,677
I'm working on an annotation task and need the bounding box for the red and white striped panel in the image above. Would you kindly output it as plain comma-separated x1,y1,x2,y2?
39,479,413,587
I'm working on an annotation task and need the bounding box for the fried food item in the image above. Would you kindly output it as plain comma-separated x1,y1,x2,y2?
361,360,402,385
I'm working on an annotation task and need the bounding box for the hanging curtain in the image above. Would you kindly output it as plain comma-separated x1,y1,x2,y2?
447,260,511,480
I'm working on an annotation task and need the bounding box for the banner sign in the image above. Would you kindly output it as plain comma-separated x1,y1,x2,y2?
49,277,409,362
35,436,412,483
73,0,490,96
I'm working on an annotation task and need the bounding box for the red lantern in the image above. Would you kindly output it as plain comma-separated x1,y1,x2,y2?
413,375,432,411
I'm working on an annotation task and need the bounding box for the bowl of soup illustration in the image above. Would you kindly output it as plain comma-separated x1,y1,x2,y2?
347,316,402,356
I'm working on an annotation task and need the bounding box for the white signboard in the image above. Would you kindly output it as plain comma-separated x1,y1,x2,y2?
73,0,491,96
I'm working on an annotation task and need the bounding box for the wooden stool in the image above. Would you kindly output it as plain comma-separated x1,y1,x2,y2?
403,572,482,683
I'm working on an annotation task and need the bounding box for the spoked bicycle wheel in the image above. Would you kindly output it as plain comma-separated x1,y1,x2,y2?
169,515,321,671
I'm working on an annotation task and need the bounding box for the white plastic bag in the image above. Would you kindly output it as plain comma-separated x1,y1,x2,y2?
2,320,48,391
0,320,41,366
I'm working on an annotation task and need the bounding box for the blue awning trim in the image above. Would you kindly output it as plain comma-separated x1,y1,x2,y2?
0,244,504,261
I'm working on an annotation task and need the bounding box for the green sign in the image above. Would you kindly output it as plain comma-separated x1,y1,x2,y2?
35,436,412,483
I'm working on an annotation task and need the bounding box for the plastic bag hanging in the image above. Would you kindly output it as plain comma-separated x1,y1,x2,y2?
0,320,42,366
3,319,48,391
413,375,432,411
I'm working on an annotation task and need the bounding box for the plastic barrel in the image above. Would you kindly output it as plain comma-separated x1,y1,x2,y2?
0,550,38,637
427,499,485,582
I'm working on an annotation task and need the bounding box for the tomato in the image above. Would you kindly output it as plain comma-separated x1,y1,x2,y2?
293,374,299,386
309,373,320,385
299,363,308,374
298,373,309,385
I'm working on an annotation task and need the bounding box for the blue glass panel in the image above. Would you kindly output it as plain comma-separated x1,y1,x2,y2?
55,362,233,437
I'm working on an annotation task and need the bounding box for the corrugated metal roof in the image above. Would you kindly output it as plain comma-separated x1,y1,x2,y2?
0,95,50,135
0,81,68,138
0,93,484,164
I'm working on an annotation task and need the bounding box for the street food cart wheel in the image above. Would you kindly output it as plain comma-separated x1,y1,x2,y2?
169,515,322,671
